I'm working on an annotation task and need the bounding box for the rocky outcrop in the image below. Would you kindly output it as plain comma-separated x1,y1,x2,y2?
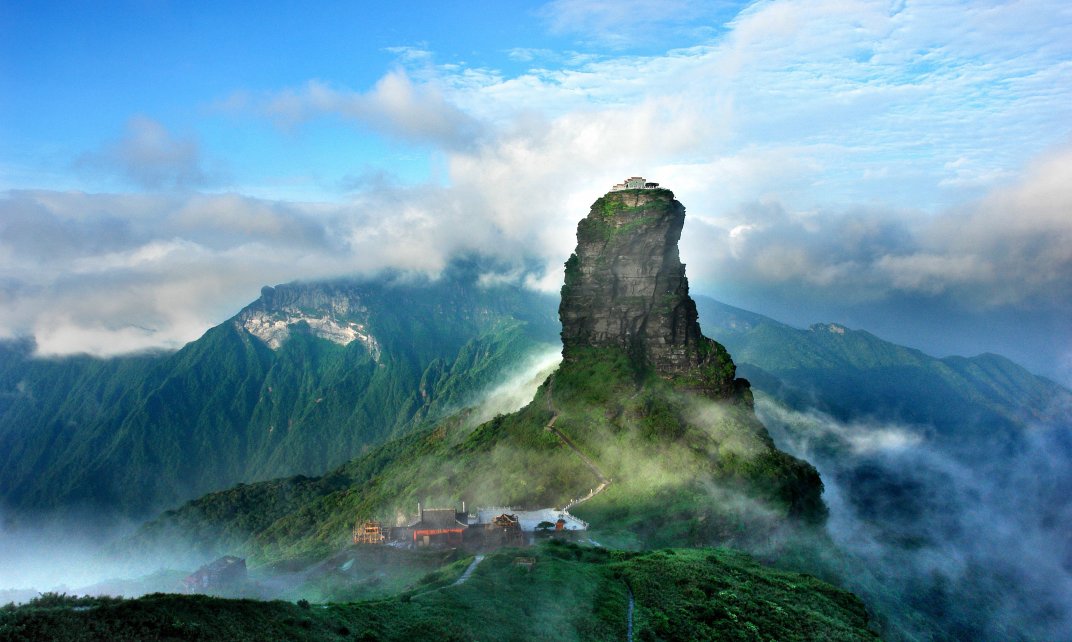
235,283,381,359
559,188,745,400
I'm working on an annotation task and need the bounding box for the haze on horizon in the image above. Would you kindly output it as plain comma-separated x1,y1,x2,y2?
2,0,1071,385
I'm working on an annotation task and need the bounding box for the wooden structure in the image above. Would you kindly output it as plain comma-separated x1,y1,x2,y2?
487,513,524,547
353,520,386,545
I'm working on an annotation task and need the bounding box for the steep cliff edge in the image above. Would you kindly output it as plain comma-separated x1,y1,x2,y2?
552,187,825,531
561,189,742,398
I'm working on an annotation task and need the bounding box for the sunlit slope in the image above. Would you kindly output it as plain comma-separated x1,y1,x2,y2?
0,271,559,519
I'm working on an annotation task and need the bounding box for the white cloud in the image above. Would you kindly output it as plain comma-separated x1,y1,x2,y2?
6,0,1072,358
76,116,216,190
757,396,923,455
681,144,1072,309
263,71,482,149
540,0,725,48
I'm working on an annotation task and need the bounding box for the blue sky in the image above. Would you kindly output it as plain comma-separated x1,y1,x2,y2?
2,0,1072,383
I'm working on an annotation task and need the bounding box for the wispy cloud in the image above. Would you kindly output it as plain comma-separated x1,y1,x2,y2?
0,184,545,356
681,145,1072,310
757,394,1072,640
75,117,219,190
540,0,727,49
260,70,483,150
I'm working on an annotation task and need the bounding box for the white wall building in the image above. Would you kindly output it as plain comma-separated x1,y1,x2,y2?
610,176,660,191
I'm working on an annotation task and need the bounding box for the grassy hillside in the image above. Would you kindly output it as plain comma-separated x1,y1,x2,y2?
129,344,823,566
0,273,559,520
0,543,878,641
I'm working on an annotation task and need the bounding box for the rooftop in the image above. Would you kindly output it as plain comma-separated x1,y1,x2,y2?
610,176,660,192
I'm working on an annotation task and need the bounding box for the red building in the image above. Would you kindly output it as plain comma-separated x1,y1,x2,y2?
407,506,468,547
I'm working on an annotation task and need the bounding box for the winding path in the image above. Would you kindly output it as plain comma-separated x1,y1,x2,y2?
544,375,611,510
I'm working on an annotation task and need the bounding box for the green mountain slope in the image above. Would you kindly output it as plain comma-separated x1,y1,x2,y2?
694,296,1070,445
0,270,559,519
0,544,877,642
129,344,823,564
129,189,824,564
694,297,1072,641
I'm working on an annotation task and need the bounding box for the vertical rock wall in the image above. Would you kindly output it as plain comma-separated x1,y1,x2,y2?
559,188,745,399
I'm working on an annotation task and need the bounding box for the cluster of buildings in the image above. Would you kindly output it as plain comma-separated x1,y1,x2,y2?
353,502,588,549
610,176,660,191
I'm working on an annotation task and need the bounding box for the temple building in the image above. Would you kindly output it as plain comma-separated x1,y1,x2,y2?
402,504,469,547
610,176,660,191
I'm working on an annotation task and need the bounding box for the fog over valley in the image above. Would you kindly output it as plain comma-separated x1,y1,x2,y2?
2,1,1070,640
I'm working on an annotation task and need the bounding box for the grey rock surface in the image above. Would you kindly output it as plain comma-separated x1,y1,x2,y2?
559,188,744,399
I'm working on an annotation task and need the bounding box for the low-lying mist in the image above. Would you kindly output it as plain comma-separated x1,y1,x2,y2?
0,346,567,604
468,346,562,425
757,394,1072,641
6,344,1068,642
0,507,197,602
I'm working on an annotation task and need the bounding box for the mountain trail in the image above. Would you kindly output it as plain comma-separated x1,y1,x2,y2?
452,554,486,586
627,585,635,642
545,375,611,510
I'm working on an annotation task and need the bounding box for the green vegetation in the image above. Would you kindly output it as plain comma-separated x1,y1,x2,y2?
693,296,1071,444
130,343,823,565
578,193,676,244
0,543,877,641
0,273,559,519
677,338,739,394
597,195,625,218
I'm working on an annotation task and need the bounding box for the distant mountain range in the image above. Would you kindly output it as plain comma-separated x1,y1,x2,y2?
0,267,559,521
695,296,1070,450
3,268,1064,532
3,272,1065,528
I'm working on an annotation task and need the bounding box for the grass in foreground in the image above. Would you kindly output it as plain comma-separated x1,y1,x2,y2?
0,542,878,642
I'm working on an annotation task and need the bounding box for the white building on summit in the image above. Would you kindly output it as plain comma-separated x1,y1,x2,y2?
610,176,660,191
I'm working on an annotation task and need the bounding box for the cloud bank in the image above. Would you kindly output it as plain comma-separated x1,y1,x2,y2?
5,142,1070,362
757,395,1072,640
3,0,1071,371
681,146,1072,310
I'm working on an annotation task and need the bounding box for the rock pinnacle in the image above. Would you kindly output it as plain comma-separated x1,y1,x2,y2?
559,186,747,401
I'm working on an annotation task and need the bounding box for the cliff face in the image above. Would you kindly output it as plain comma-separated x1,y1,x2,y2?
236,283,380,356
555,186,826,523
560,188,743,399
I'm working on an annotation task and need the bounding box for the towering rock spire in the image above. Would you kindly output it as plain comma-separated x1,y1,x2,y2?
559,187,745,400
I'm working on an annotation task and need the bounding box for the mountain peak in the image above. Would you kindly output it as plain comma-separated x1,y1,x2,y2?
234,282,381,358
559,188,744,399
811,322,848,335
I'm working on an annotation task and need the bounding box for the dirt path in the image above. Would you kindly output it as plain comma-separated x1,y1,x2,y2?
452,554,485,586
545,375,611,510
